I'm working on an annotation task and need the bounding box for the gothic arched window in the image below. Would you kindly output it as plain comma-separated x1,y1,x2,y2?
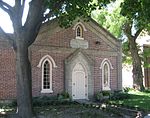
76,25,83,38
100,59,113,90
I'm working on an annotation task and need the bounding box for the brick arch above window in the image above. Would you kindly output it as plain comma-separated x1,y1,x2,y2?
100,58,113,91
72,22,87,31
100,58,113,70
37,55,57,68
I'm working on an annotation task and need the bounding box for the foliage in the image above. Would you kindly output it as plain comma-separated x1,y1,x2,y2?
0,100,17,109
102,90,111,96
95,91,111,101
44,0,116,28
123,87,131,93
33,95,72,107
57,91,70,100
92,0,126,39
143,88,150,93
110,91,150,111
95,92,103,101
33,96,57,106
120,0,150,31
110,91,130,100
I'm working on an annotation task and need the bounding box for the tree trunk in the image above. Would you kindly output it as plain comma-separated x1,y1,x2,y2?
15,40,33,118
129,38,145,90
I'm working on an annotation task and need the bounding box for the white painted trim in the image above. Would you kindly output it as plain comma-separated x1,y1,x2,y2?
37,55,57,68
100,59,113,90
100,58,113,69
75,37,84,40
41,59,53,93
72,22,87,31
41,89,53,93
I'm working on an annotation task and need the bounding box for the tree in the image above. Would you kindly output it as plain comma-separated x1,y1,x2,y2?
93,0,150,90
0,0,114,118
120,0,150,90
92,0,126,39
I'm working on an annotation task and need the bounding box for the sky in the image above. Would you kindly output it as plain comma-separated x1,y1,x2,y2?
0,0,30,33
0,0,150,43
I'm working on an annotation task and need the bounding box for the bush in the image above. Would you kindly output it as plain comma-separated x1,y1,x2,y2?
95,91,111,102
94,92,103,101
33,96,58,106
57,91,70,100
0,100,17,108
102,91,111,96
143,88,150,93
123,87,131,93
110,91,130,100
33,92,71,107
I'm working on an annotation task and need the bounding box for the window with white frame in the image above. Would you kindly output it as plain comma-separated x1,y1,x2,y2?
37,55,57,93
76,25,83,39
43,60,50,89
103,62,109,89
41,59,53,93
100,59,113,90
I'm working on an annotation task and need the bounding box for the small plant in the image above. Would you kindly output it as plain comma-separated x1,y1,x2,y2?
123,87,130,93
102,91,111,96
110,91,130,100
33,96,57,106
95,92,103,101
57,91,70,101
143,88,150,93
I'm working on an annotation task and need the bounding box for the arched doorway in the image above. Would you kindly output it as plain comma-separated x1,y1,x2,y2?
72,63,88,99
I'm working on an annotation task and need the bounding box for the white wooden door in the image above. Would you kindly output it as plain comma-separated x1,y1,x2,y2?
72,63,86,99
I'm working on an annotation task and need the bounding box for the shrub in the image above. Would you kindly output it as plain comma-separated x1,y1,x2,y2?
143,88,150,93
102,91,111,96
32,96,58,107
123,87,131,93
110,91,130,100
57,91,70,100
94,92,103,101
0,100,17,108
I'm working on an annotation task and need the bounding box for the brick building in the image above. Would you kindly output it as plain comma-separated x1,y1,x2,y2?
0,18,122,100
144,44,150,88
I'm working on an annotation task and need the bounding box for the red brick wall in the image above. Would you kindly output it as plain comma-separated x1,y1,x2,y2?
0,20,120,99
0,46,16,99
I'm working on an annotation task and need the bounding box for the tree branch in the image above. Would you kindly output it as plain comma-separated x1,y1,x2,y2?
0,26,14,46
43,0,65,21
0,0,13,15
123,22,133,39
0,0,12,9
21,0,26,16
24,0,45,46
134,28,143,39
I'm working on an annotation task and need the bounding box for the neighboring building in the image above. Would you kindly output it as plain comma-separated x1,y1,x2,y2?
0,18,122,100
144,44,150,88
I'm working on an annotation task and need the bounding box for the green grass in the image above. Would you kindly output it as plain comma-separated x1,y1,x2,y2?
110,91,150,111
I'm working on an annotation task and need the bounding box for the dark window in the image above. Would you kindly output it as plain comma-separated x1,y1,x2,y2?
43,61,50,89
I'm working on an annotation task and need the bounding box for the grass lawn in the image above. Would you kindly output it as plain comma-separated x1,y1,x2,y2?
110,91,150,111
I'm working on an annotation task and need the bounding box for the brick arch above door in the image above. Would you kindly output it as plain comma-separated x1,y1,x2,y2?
65,49,94,100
